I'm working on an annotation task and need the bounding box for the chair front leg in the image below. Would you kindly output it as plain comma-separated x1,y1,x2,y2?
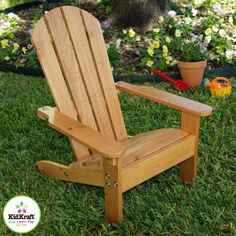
103,157,123,224
180,112,200,182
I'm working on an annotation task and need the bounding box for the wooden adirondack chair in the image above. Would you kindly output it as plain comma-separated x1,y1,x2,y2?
32,6,212,223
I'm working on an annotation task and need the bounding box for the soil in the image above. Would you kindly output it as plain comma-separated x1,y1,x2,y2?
11,0,145,74
3,0,236,75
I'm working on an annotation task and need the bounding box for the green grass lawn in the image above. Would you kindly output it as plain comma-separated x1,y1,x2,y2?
0,72,235,235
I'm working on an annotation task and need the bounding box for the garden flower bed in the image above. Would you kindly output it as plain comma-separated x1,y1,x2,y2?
0,0,235,77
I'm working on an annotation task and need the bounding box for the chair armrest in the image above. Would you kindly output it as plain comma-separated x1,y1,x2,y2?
116,82,212,117
38,106,125,158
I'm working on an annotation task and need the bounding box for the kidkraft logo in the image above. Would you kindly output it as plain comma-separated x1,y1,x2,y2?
3,196,41,233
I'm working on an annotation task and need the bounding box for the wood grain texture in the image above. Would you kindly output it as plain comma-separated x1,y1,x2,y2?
38,106,125,158
103,158,123,223
32,6,213,224
63,129,190,167
121,129,189,166
122,135,195,192
31,17,88,159
35,160,104,187
60,6,115,138
116,82,213,117
81,8,127,141
179,112,200,182
45,7,97,131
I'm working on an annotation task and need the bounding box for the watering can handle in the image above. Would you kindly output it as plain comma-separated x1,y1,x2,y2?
213,77,230,86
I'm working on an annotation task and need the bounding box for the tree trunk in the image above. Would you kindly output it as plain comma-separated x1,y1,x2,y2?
110,0,168,31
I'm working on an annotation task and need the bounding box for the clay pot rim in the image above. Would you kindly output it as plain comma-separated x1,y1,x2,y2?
177,60,207,69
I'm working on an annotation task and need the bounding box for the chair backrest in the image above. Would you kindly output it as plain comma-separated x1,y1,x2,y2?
32,6,127,146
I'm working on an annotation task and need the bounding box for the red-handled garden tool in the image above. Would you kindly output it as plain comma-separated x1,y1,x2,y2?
152,69,192,91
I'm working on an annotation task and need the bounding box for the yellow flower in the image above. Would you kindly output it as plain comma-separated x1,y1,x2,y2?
146,60,154,67
162,45,168,54
158,16,164,24
13,42,20,50
166,56,173,61
166,56,173,65
4,56,10,61
219,19,224,24
212,25,219,32
136,35,141,42
171,59,177,65
153,41,160,49
122,29,127,34
147,46,154,57
165,36,171,43
205,28,212,35
1,39,8,49
229,16,234,25
153,28,160,33
175,29,181,37
128,28,136,38
22,47,27,54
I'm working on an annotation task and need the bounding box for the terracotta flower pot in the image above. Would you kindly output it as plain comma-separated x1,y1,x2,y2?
177,60,207,87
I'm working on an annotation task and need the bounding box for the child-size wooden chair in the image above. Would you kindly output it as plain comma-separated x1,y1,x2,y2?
32,6,212,223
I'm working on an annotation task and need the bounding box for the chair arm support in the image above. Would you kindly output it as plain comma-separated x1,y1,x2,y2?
38,106,125,159
116,82,212,117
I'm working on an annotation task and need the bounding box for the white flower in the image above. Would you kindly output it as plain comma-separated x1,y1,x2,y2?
198,34,203,41
225,50,233,59
212,4,222,12
232,32,236,41
185,17,192,25
168,11,177,18
103,20,110,28
204,35,211,44
226,35,233,41
175,29,181,37
115,38,121,48
7,12,20,20
1,22,10,29
190,33,198,42
192,8,198,16
219,29,226,38
193,0,204,6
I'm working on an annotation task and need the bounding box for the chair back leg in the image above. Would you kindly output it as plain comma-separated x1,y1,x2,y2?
180,112,200,182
